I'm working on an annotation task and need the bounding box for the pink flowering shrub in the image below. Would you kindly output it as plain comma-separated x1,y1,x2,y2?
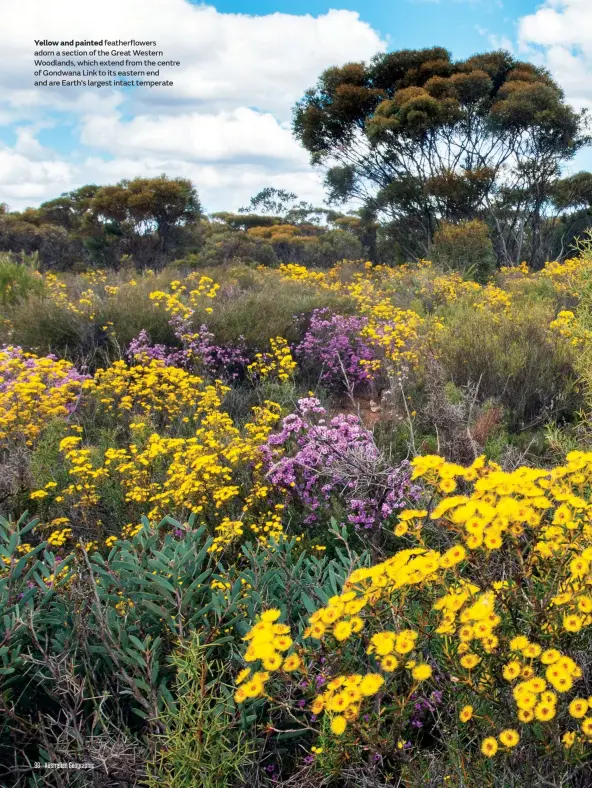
295,309,376,392
262,397,419,529
127,324,251,382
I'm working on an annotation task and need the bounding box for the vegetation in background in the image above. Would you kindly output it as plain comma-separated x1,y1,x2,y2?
3,42,592,788
1,245,592,786
294,47,592,269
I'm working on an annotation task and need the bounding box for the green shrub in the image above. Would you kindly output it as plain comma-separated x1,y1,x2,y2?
436,300,580,430
0,254,44,306
4,277,176,364
146,635,254,788
3,293,99,360
195,276,355,349
432,220,496,283
0,514,368,782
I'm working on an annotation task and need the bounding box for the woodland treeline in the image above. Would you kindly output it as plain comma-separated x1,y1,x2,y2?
2,47,592,277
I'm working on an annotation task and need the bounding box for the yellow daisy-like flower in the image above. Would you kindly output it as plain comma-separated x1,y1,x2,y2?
380,654,399,672
509,636,529,651
394,632,416,654
333,621,353,642
516,693,537,710
262,653,282,671
439,478,457,493
331,715,347,735
540,649,561,665
370,631,396,655
522,643,542,659
460,653,481,670
308,622,326,640
350,616,364,633
527,677,546,694
412,663,432,681
498,729,520,748
394,522,408,537
243,679,265,698
562,731,576,749
328,693,349,713
569,698,589,719
518,708,535,723
481,737,498,757
534,701,556,722
459,705,473,723
311,696,324,714
502,661,521,681
360,673,385,697
563,614,583,633
261,609,282,623
282,654,301,672
581,717,592,737
274,635,293,651
540,691,557,706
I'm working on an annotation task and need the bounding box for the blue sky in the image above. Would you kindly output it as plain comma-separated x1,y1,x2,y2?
1,0,591,212
211,0,537,57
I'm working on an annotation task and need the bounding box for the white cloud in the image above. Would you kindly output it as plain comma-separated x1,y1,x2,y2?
79,108,309,165
0,149,328,213
518,0,592,111
1,1,385,119
0,146,74,202
0,1,386,211
479,29,514,53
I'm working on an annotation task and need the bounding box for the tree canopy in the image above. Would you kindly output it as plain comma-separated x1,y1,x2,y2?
0,176,201,269
293,47,590,268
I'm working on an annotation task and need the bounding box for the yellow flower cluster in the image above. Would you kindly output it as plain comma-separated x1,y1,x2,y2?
420,271,481,306
0,347,85,448
237,449,592,757
550,310,592,348
149,274,219,319
247,337,297,383
473,283,512,316
277,264,328,286
33,358,282,549
84,359,211,422
539,257,592,298
47,527,72,547
278,260,433,376
234,609,301,704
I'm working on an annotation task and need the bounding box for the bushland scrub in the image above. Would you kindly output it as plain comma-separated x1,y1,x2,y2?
2,248,592,787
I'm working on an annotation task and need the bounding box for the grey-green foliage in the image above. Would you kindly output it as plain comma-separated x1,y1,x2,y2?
146,634,254,788
0,513,368,783
0,253,44,306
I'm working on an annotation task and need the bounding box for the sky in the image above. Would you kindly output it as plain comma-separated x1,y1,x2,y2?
0,0,591,213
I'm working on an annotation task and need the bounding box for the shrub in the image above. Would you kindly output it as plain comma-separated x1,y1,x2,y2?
26,358,283,540
432,220,496,283
235,451,592,786
0,345,87,452
0,512,369,783
4,273,180,364
199,276,355,350
0,254,44,306
294,308,376,392
146,634,254,788
263,396,419,536
436,299,580,430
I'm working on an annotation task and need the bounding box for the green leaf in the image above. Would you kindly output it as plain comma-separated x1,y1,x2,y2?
128,635,146,652
299,591,317,616
125,648,147,668
19,518,40,537
7,532,18,556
